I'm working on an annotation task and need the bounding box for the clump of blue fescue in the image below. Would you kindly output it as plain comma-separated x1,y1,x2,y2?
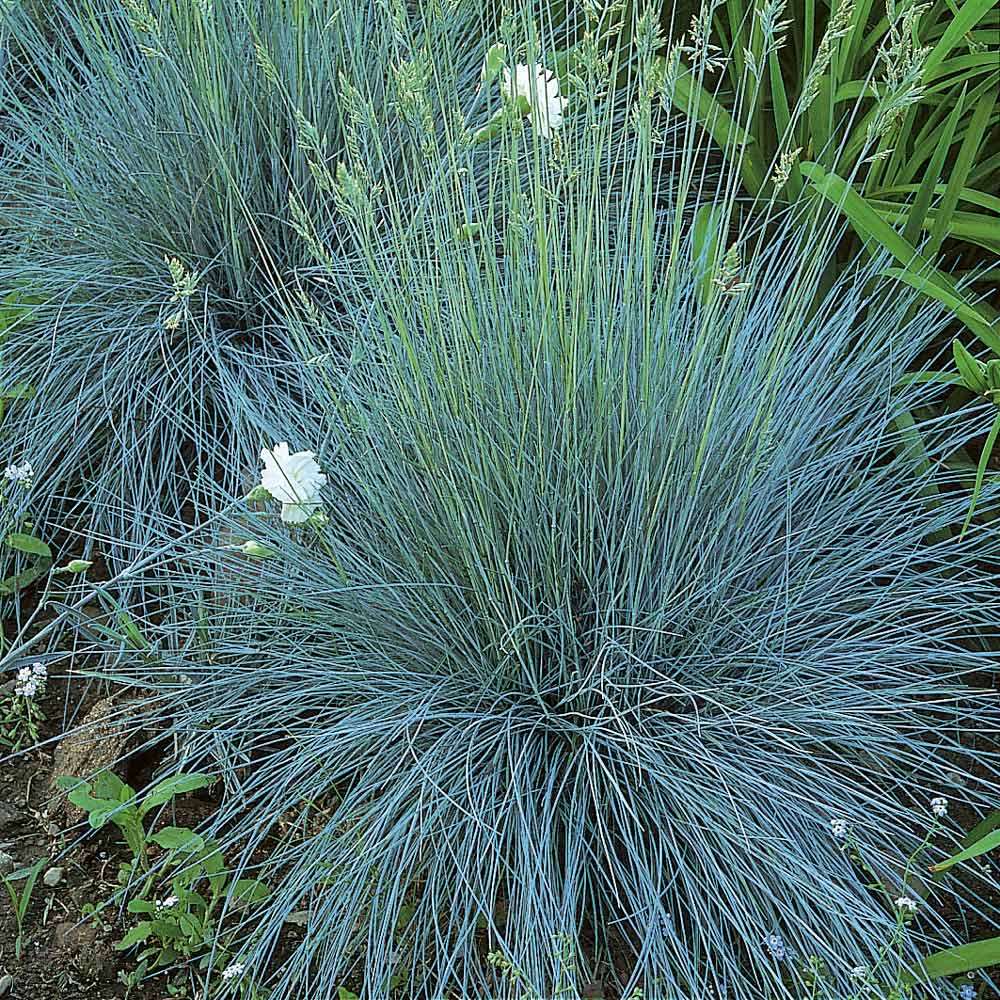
81,9,998,1000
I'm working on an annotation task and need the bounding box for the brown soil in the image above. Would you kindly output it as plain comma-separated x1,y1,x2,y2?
0,675,172,1000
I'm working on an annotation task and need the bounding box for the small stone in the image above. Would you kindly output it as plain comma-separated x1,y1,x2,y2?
0,973,12,996
43,866,63,887
0,851,14,874
0,803,22,830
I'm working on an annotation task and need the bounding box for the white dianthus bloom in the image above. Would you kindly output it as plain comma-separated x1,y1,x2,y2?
930,796,948,818
259,443,327,524
501,63,566,138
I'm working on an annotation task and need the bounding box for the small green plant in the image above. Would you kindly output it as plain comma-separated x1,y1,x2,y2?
0,660,47,749
118,827,269,993
57,770,212,876
60,769,269,995
1,856,47,960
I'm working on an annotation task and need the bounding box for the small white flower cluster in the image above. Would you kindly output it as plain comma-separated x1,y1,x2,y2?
894,895,918,913
14,662,46,699
2,461,33,488
830,817,849,839
221,961,245,980
930,796,948,818
155,895,179,912
259,443,326,524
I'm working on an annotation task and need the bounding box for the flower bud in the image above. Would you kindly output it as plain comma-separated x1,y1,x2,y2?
239,540,276,559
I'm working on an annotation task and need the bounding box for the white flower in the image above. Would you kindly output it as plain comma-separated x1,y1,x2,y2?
895,895,918,913
3,461,33,487
930,796,948,818
830,818,848,839
501,63,566,138
156,894,179,911
14,664,45,699
221,961,245,980
259,443,326,524
850,966,868,979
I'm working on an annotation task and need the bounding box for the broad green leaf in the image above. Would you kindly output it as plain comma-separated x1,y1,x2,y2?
903,86,965,246
117,921,154,950
151,827,204,852
927,89,997,259
922,0,998,81
5,533,52,559
885,269,1000,352
662,59,766,195
692,204,726,307
139,773,212,818
801,161,1000,352
92,771,132,802
232,879,270,906
960,409,1000,536
953,340,988,394
931,827,1000,872
906,935,1000,981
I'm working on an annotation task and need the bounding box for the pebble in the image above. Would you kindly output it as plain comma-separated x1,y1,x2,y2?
43,866,64,887
0,851,14,875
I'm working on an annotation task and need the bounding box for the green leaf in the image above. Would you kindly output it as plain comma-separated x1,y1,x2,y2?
885,268,1000,352
953,339,989,394
692,204,726,307
927,89,997,260
906,935,1000,981
92,771,132,801
4,533,52,559
231,879,270,907
931,827,1000,872
662,58,766,195
139,773,212,818
117,921,154,950
481,43,506,84
902,86,965,246
922,0,998,81
151,827,205,853
801,162,1000,353
0,383,35,402
960,408,1000,537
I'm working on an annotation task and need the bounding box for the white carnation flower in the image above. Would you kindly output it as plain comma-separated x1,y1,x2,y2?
501,63,566,138
259,443,327,524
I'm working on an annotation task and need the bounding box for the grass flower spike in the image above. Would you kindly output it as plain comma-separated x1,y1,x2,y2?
502,63,565,138
259,444,326,524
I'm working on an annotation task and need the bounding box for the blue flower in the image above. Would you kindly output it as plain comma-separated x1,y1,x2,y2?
959,984,975,1000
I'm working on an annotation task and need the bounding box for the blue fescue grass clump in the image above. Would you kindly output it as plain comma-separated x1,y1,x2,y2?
78,12,1000,998
0,0,497,609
